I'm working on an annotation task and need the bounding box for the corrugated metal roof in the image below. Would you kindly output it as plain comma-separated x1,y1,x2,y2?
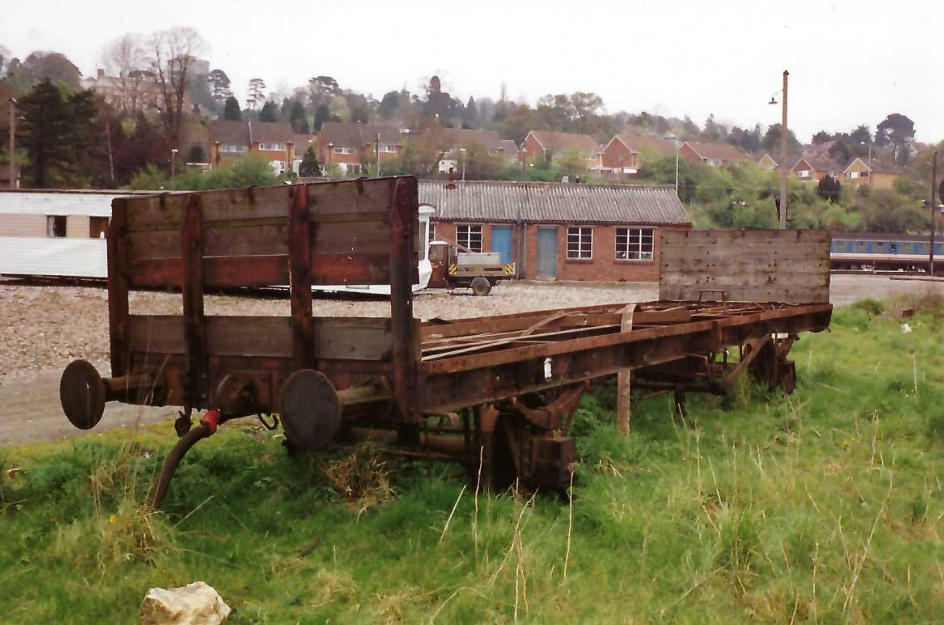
419,181,690,225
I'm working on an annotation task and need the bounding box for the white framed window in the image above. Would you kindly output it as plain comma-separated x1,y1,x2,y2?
456,224,483,252
615,227,654,261
334,146,355,155
380,144,396,153
259,142,286,151
428,222,437,243
797,169,810,178
567,226,593,259
220,144,247,154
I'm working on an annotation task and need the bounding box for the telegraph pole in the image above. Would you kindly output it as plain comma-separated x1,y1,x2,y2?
8,98,16,189
930,149,938,276
778,70,789,229
376,132,381,177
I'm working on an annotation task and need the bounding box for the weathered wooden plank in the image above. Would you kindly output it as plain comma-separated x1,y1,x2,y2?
128,252,393,288
389,177,420,425
128,315,392,361
659,229,830,304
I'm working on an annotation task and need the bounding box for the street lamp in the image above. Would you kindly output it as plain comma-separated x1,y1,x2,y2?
459,148,467,181
170,148,179,185
665,134,681,194
769,70,789,229
8,97,17,190
858,139,873,186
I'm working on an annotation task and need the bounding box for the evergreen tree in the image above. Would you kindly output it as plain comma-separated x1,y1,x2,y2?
259,100,278,122
298,147,322,177
289,100,308,133
19,79,97,187
817,176,841,202
223,96,242,121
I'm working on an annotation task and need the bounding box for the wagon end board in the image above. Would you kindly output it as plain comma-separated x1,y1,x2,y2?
658,229,831,304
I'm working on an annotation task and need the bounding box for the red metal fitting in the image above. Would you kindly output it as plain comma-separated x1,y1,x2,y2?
199,409,222,434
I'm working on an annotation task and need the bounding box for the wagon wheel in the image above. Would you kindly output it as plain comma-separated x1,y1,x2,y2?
279,369,342,452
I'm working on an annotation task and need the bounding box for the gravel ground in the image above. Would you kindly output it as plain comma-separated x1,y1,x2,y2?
2,274,942,383
0,281,657,383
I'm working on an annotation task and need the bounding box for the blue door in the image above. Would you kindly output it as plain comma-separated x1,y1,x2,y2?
492,226,513,264
536,228,558,280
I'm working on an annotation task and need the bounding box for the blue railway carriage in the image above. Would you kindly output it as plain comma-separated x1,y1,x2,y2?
830,232,944,272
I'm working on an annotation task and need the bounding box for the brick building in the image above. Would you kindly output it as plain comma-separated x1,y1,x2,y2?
318,122,402,174
419,181,691,282
842,157,901,190
521,130,601,170
207,120,296,174
679,141,748,167
600,133,677,177
792,156,841,183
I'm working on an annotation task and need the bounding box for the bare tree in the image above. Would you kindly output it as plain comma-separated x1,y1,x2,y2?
148,27,207,150
101,34,149,112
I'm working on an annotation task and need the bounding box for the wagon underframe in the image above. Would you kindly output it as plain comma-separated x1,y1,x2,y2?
57,177,832,504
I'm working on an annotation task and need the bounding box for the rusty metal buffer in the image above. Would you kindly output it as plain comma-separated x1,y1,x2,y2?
58,177,833,505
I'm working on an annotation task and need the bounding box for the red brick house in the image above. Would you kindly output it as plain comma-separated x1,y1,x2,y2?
757,154,778,170
600,133,677,176
522,130,602,170
208,120,296,174
421,127,519,172
420,181,691,282
679,141,748,167
791,156,840,183
318,122,403,174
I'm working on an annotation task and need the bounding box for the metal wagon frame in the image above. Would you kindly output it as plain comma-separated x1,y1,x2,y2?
58,176,832,504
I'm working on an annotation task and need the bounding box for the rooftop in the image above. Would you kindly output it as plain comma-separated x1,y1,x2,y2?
419,180,690,225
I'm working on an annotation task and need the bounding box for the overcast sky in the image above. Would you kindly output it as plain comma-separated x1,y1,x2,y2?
3,0,943,143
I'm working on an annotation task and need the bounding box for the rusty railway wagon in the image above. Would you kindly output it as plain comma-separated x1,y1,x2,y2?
58,177,832,505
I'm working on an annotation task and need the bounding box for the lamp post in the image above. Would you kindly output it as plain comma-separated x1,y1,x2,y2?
459,147,466,181
170,148,179,185
859,138,873,186
8,97,16,189
931,149,938,276
769,70,789,229
665,134,681,194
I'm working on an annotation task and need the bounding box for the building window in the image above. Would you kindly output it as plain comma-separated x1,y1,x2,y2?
380,144,396,153
797,170,810,178
220,144,247,154
567,226,593,259
259,142,286,151
456,224,482,252
428,222,436,243
334,146,355,155
616,227,654,261
89,216,109,239
47,215,67,238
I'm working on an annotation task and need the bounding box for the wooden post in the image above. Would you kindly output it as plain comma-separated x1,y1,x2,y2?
180,194,207,407
389,177,420,426
288,184,314,369
107,198,130,377
616,303,636,436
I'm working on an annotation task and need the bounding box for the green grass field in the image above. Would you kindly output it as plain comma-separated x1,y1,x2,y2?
1,298,942,624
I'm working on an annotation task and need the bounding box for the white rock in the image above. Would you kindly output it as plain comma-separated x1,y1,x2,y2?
901,323,912,334
140,582,231,625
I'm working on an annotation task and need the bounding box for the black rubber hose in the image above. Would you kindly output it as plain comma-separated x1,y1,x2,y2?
148,424,212,509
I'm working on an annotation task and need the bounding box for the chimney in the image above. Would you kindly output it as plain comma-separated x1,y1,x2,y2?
446,167,457,190
97,68,105,80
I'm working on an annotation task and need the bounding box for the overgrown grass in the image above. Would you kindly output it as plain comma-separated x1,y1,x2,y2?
1,301,942,623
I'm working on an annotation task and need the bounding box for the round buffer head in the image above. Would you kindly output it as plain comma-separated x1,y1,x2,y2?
60,359,106,430
279,369,341,451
